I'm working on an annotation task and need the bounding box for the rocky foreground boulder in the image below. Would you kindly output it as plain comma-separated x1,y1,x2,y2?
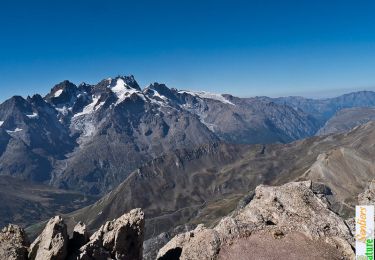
79,209,144,260
0,209,144,260
0,224,29,260
28,216,68,260
157,181,355,260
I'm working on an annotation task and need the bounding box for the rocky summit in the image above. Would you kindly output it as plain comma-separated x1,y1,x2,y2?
157,181,355,260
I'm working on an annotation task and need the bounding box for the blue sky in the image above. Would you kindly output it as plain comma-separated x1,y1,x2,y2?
1,0,375,101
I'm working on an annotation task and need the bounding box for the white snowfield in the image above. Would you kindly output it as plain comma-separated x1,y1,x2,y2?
111,78,142,105
178,90,235,105
0,121,3,127
54,89,63,97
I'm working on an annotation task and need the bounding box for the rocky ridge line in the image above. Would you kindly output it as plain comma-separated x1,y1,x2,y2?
0,209,144,260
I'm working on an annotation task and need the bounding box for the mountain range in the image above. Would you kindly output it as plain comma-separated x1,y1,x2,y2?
1,75,374,198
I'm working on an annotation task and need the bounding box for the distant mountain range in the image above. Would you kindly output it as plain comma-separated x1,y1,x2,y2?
262,90,375,123
1,75,375,197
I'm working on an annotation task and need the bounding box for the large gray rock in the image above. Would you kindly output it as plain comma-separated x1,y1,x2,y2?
157,224,221,260
157,181,355,260
143,224,195,260
28,216,68,260
79,208,145,260
0,224,29,260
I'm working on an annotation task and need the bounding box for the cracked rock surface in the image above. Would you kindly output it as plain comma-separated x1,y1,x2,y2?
157,181,355,260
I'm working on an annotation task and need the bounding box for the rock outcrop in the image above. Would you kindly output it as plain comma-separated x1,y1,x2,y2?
157,181,355,260
68,222,89,254
28,216,68,260
0,224,29,260
79,208,144,260
0,209,144,260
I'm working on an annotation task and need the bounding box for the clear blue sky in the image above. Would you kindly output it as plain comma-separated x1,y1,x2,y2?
1,0,375,101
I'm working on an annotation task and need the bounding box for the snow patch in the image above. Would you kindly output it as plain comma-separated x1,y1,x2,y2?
200,118,217,132
54,89,63,97
147,89,168,106
152,89,168,101
73,96,104,118
192,110,217,132
6,128,23,134
26,112,38,119
56,106,71,116
179,90,234,105
0,121,3,127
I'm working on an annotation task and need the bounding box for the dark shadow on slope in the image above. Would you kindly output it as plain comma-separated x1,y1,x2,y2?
157,247,182,260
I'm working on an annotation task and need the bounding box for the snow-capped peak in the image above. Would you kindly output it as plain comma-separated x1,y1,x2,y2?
109,78,143,105
111,78,129,96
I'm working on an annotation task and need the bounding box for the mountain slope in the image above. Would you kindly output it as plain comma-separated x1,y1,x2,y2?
180,93,320,144
65,143,252,236
302,122,375,204
317,107,375,135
